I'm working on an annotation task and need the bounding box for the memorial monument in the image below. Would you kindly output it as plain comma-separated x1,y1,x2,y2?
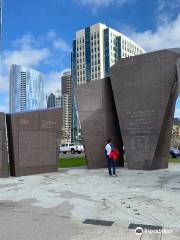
7,108,62,177
77,48,180,170
76,78,124,168
0,112,9,177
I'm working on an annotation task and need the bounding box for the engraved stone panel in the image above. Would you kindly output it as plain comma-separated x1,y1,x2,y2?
110,49,180,170
7,108,62,176
0,130,2,150
0,131,2,168
76,77,124,169
0,113,9,177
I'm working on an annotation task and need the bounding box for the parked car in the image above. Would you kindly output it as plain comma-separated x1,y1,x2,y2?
59,143,84,154
170,148,180,158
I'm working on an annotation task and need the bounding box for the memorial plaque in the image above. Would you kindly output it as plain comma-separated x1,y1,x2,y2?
76,77,124,169
7,108,62,176
110,49,180,170
0,113,9,177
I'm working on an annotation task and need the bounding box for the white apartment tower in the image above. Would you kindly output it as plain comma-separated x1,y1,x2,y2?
72,23,145,86
71,23,146,141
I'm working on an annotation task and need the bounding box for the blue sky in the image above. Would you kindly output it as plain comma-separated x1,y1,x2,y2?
0,0,180,114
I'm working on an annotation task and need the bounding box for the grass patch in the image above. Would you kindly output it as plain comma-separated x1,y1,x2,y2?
169,158,180,163
58,157,87,168
58,157,180,168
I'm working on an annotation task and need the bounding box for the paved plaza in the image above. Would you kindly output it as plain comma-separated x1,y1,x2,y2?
0,163,180,240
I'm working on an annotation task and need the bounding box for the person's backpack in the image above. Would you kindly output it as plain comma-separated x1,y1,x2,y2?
104,148,107,156
109,149,119,161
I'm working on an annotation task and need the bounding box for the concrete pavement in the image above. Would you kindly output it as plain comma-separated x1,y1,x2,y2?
0,163,180,239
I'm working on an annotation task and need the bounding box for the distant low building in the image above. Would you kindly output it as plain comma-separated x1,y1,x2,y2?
47,93,56,108
171,118,180,147
47,90,62,109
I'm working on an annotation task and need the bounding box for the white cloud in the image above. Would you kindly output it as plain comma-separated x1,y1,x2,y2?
77,0,130,11
12,34,39,48
79,0,113,7
44,68,70,95
0,96,9,113
158,0,180,12
0,104,8,113
0,72,9,93
129,14,180,51
43,69,71,107
3,48,50,69
0,32,71,112
0,34,51,96
175,108,180,119
53,38,71,52
47,30,71,52
44,72,62,96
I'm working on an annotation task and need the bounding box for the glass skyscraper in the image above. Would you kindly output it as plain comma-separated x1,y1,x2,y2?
9,64,44,113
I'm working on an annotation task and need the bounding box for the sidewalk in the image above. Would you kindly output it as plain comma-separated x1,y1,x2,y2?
0,163,180,240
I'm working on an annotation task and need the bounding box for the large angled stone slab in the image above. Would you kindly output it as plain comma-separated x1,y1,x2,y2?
76,77,124,169
7,108,62,177
177,58,180,93
0,112,9,177
110,49,180,170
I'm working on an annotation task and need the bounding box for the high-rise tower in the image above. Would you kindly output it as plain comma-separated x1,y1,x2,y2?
61,71,72,142
71,23,146,142
9,64,44,113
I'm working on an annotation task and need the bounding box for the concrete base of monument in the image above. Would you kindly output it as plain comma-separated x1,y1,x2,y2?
0,163,180,240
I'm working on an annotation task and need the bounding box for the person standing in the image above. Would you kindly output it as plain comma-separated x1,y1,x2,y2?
105,139,117,176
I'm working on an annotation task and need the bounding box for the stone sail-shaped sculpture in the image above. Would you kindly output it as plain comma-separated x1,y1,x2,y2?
110,49,180,170
76,77,124,169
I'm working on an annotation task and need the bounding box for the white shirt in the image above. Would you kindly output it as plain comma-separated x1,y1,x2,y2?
105,143,112,156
